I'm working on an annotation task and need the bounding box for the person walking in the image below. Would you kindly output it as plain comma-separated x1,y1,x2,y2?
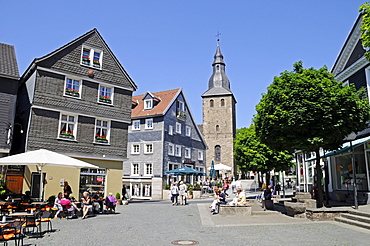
262,185,272,211
179,181,187,205
170,182,179,206
223,180,229,196
122,185,127,200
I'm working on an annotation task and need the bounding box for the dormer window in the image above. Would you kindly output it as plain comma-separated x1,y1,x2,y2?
81,46,103,69
144,99,153,110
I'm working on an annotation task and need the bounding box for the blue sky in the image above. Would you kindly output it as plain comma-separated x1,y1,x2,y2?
1,1,366,128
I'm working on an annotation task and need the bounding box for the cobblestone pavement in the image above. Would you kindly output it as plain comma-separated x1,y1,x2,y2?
23,198,370,246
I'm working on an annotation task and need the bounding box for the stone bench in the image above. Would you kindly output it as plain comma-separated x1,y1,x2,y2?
219,204,252,216
305,208,349,221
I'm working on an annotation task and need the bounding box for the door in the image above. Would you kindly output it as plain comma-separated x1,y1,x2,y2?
31,172,45,198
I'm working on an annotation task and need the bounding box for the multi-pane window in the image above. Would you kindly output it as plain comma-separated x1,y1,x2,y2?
175,145,181,157
215,145,221,161
144,143,153,154
175,122,181,134
81,46,102,69
169,125,173,135
64,78,81,98
177,100,186,120
198,150,204,161
186,126,191,137
168,143,174,156
132,163,139,175
59,114,77,140
144,99,153,110
95,119,109,144
185,148,191,158
132,144,140,154
132,120,140,130
99,85,113,104
145,119,153,129
93,51,101,68
145,163,153,176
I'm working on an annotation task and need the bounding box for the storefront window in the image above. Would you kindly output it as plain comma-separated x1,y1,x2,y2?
80,168,106,197
335,147,368,191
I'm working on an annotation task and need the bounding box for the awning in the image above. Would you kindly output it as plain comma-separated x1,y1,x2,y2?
324,136,370,158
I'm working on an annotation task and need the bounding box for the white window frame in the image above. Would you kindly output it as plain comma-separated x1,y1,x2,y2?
64,77,82,99
144,99,153,110
58,113,78,141
145,163,153,176
178,100,185,111
185,126,191,137
132,120,140,131
144,143,153,154
145,118,153,129
81,45,103,69
175,122,181,134
94,119,110,144
175,145,181,157
98,85,113,104
185,148,191,159
131,144,140,154
131,163,139,176
198,150,204,161
169,125,173,135
168,143,174,156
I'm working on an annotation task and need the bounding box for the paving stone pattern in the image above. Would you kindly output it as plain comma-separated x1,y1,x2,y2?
24,198,370,246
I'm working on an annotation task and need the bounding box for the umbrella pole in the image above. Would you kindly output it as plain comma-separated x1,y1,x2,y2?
39,165,44,201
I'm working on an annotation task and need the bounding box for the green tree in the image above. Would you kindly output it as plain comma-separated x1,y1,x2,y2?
254,61,370,207
360,2,370,60
234,125,294,174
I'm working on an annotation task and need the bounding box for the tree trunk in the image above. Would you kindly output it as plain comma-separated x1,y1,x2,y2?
315,148,324,208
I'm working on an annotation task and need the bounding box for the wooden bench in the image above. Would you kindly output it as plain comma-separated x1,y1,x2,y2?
219,204,252,216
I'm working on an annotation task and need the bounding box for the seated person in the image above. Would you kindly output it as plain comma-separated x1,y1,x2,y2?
214,189,228,214
53,192,63,219
105,192,117,213
230,188,247,205
210,189,222,213
60,196,80,217
81,191,93,219
91,192,102,213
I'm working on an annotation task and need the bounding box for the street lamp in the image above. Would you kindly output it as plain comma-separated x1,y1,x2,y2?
6,123,24,145
345,132,358,209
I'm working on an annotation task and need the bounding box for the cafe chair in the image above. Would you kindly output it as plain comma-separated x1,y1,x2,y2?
37,210,53,232
22,212,41,238
0,226,16,246
5,221,25,246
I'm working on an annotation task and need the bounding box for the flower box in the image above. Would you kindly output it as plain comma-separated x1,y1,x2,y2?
99,96,111,104
60,133,75,140
65,89,80,97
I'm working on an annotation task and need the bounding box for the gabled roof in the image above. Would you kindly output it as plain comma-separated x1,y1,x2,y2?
21,28,137,91
331,15,369,81
0,43,19,78
131,88,180,118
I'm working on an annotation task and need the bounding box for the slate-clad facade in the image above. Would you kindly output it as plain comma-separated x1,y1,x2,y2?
12,29,136,200
123,88,206,200
328,14,370,203
0,43,19,157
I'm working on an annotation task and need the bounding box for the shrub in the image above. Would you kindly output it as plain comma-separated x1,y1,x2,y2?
115,193,121,200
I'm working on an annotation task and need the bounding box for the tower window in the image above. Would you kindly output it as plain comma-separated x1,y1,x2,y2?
221,99,225,107
210,99,214,107
216,125,219,131
215,145,221,161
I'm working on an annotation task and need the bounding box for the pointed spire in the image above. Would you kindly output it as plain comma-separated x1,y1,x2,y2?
202,44,233,97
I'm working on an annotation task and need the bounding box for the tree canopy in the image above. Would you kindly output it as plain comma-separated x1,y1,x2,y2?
254,61,370,207
234,125,294,173
254,61,370,153
360,2,370,60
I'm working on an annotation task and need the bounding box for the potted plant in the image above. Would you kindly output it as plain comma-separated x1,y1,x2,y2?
192,184,202,199
115,193,122,205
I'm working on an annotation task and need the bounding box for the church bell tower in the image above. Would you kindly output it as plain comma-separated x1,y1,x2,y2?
202,43,236,176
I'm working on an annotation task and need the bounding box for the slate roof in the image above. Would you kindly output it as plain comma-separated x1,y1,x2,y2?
0,43,19,78
131,88,181,118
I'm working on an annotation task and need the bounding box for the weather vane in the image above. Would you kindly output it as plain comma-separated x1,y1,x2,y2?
215,31,221,42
